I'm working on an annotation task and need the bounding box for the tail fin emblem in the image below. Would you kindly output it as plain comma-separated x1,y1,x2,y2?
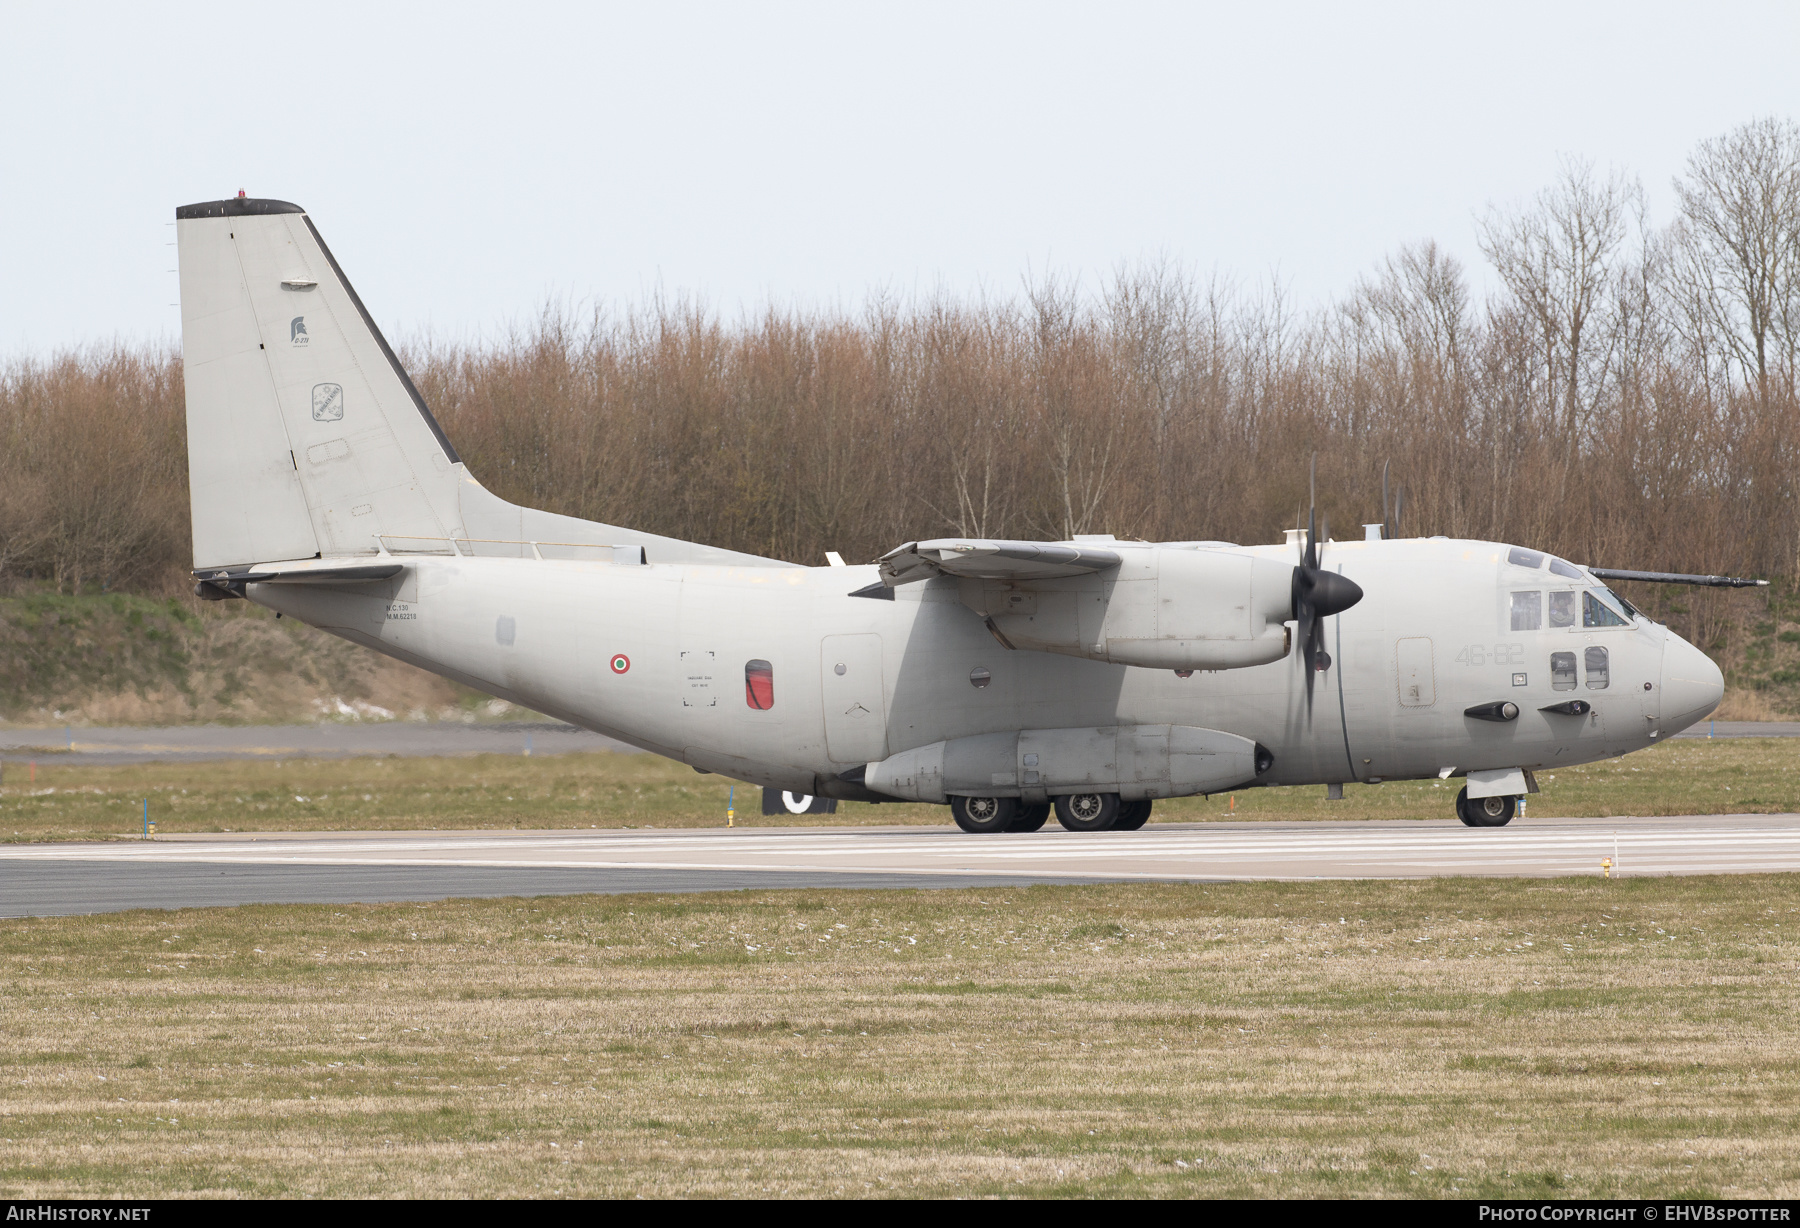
290,316,310,346
311,383,344,421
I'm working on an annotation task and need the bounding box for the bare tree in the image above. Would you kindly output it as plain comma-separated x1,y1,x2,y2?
1668,116,1800,406
1477,159,1644,449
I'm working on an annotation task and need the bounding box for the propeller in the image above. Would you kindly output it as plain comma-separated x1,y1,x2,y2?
1292,457,1365,721
1381,460,1404,540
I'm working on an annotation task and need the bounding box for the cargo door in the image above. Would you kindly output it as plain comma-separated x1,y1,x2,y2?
821,633,888,765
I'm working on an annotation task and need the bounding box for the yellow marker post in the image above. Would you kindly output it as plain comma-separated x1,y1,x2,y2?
727,784,735,828
1602,856,1612,878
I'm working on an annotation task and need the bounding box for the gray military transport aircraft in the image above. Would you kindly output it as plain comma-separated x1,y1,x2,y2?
178,196,1741,834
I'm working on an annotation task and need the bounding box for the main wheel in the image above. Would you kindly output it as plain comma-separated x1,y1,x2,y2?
1055,791,1120,832
1009,802,1052,832
1114,798,1153,831
1455,786,1515,827
950,795,1018,834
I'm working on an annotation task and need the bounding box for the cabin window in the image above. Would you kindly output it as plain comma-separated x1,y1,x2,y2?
745,659,774,709
1583,590,1630,628
1508,547,1546,569
1550,651,1577,690
1510,591,1542,631
1549,558,1585,580
1548,590,1577,628
1585,646,1610,689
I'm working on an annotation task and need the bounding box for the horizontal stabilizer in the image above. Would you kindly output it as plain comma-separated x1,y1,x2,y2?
1588,567,1768,589
878,538,1122,586
242,563,403,584
193,561,402,600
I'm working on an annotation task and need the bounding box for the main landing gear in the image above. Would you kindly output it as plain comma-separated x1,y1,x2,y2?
948,793,1153,833
1455,786,1516,827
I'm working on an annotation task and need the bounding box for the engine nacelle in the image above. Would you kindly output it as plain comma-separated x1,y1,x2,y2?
864,724,1269,804
960,547,1294,671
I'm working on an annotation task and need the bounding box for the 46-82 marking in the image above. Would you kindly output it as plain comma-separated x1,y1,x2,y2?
1455,643,1525,667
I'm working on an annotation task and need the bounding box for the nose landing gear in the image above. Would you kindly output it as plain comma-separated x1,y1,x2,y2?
1455,786,1516,827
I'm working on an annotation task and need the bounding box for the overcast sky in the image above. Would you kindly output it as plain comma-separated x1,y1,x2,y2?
4,1,1798,356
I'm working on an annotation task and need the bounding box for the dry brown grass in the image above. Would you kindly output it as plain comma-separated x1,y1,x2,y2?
1,735,1796,844
1,875,1797,1197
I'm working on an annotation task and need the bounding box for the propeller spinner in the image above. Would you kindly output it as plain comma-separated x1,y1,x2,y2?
1292,459,1364,720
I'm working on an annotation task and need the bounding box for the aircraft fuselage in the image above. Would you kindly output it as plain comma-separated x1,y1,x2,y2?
251,533,1721,800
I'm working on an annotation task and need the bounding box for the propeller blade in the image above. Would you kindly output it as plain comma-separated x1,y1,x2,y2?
1382,461,1391,541
1305,456,1319,572
1289,482,1362,726
1303,605,1316,718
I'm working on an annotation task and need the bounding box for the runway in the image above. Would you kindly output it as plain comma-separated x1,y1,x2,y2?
3,814,1798,916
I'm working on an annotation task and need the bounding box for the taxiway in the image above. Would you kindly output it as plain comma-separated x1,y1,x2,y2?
2,814,1797,916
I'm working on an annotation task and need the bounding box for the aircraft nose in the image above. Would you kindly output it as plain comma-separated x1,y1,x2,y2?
1659,633,1724,735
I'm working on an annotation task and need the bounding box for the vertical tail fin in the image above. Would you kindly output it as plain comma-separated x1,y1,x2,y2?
177,197,780,571
177,197,460,568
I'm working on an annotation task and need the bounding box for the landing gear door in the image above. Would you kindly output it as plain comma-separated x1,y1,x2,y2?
821,633,889,766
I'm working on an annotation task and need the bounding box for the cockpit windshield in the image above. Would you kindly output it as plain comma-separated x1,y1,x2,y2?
1583,588,1633,627
1602,586,1643,619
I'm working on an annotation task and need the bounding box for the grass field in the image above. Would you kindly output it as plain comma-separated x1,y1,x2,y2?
1,875,1797,1198
0,735,1795,842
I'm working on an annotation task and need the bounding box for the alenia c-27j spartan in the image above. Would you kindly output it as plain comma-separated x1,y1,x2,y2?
179,196,1739,834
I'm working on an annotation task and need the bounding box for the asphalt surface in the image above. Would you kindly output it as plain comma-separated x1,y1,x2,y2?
0,721,639,766
4,814,1798,916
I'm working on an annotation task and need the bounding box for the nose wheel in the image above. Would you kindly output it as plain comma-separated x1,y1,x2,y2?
1455,786,1515,827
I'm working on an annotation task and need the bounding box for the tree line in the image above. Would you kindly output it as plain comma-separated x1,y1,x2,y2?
3,119,1797,627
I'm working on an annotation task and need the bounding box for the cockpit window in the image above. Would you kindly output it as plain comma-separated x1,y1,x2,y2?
1510,591,1542,631
1583,589,1632,628
1548,590,1577,628
1550,651,1577,690
1508,547,1546,569
1605,586,1643,619
1549,558,1585,580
